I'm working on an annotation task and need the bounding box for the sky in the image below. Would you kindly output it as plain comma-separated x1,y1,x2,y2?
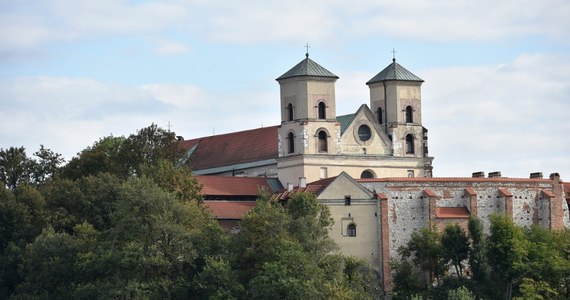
1,0,569,179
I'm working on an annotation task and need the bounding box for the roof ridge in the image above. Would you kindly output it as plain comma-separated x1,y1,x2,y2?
277,57,338,80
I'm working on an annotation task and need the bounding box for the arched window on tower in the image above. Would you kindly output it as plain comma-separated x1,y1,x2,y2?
318,102,326,119
347,223,356,237
377,107,383,124
405,106,413,123
287,103,293,121
406,134,414,154
288,132,295,153
318,130,328,153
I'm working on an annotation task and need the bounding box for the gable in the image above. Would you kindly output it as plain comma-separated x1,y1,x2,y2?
318,172,374,200
338,104,392,155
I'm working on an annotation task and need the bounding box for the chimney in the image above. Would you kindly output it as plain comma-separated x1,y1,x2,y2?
488,171,502,178
550,173,560,180
299,177,307,188
287,183,294,192
530,172,543,179
472,171,485,178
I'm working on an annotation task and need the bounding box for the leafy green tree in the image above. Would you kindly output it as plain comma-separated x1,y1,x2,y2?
140,159,202,203
193,256,244,300
391,259,423,299
524,225,570,297
1,145,64,189
13,227,81,299
441,224,470,277
30,145,64,185
0,147,31,189
487,215,529,299
399,225,446,288
61,136,125,180
447,286,475,300
513,278,558,300
117,123,185,177
286,191,337,256
467,216,488,283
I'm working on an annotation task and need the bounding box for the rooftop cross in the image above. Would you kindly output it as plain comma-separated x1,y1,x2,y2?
305,43,310,58
392,48,397,62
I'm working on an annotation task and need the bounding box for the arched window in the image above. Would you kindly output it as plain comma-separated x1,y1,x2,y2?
287,103,293,121
347,223,356,237
377,107,383,124
405,106,413,123
360,170,374,179
406,134,414,154
318,102,326,119
288,132,295,153
318,130,328,153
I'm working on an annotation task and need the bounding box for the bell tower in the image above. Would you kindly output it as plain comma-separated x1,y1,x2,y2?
366,56,432,176
276,52,339,185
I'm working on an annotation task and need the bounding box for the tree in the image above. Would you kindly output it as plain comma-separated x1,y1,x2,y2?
441,224,470,277
467,216,488,283
117,123,185,177
30,145,64,185
61,136,125,180
0,147,31,189
399,226,446,288
487,215,529,299
0,146,64,189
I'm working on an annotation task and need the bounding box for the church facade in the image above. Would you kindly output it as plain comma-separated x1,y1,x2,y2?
181,54,570,295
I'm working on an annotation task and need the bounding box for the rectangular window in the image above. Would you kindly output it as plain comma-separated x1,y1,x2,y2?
344,195,351,206
407,170,414,178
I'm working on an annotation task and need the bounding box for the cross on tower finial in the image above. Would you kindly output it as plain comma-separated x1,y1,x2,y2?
391,48,397,62
305,43,310,58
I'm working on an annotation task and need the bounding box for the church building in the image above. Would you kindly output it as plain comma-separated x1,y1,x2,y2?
180,53,570,295
181,53,433,185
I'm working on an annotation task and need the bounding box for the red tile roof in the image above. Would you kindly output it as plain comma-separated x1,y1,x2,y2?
179,126,279,171
358,177,555,184
499,188,513,197
204,200,256,219
275,176,337,200
196,176,273,196
436,207,470,219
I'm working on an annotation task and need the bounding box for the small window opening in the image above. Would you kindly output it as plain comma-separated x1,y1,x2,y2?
318,131,328,152
377,107,383,124
288,132,295,153
318,102,326,119
287,103,293,121
405,106,413,123
361,170,374,179
347,223,356,237
345,195,351,206
406,134,414,154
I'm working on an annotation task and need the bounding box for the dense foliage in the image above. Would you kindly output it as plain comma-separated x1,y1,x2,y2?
392,217,570,300
0,124,378,299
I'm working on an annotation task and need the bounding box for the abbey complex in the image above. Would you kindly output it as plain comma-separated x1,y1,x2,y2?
179,54,570,294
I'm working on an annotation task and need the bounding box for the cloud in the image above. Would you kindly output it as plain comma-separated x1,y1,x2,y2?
2,0,568,58
0,76,279,160
421,53,570,177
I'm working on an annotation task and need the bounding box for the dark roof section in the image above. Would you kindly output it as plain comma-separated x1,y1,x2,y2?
197,175,283,196
275,176,337,201
277,55,339,81
366,59,423,84
179,126,279,171
204,201,256,220
336,113,356,135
